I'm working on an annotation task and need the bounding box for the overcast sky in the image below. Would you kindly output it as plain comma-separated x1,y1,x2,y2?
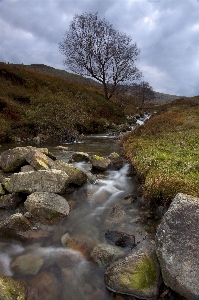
0,0,199,96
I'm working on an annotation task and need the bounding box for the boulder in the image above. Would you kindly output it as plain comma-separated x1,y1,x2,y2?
104,243,161,299
51,160,87,186
0,146,56,173
25,149,54,170
24,192,70,221
0,274,27,300
4,169,70,194
0,213,32,239
90,155,111,171
0,146,30,172
0,193,23,208
91,243,123,267
155,193,199,300
70,152,90,162
108,152,123,169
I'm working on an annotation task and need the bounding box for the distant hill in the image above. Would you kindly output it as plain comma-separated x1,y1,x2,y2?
13,63,101,88
154,91,185,103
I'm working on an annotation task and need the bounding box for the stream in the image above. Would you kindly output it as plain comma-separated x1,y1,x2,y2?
0,133,157,300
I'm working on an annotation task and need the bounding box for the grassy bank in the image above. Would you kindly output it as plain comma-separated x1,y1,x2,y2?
122,97,199,208
0,62,125,142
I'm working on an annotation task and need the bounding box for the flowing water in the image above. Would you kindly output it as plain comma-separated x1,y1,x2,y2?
0,134,156,300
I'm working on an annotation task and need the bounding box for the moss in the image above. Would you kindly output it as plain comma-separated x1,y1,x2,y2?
119,254,157,290
0,275,27,300
92,155,104,161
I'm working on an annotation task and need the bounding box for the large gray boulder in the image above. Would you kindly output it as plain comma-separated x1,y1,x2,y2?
0,146,54,172
3,169,70,194
156,193,199,300
104,242,161,299
24,192,70,221
0,146,30,172
51,160,87,186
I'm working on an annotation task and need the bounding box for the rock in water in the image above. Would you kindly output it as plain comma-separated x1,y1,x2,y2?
104,243,161,299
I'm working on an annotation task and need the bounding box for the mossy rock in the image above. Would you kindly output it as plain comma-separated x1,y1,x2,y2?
90,155,111,171
0,274,27,300
104,243,161,299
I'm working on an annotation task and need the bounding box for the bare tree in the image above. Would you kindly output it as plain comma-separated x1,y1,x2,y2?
131,81,155,108
59,12,141,100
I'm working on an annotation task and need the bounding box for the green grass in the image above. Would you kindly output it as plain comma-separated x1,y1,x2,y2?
123,99,199,207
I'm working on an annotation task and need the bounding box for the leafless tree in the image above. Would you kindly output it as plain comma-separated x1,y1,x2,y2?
59,12,141,100
131,81,155,108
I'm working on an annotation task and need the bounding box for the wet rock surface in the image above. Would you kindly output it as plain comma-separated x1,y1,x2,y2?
104,242,161,299
156,193,199,300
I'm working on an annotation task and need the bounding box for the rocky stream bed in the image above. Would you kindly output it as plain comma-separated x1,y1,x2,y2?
0,134,199,300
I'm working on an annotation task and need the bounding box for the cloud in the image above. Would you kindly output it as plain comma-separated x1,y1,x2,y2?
0,0,199,96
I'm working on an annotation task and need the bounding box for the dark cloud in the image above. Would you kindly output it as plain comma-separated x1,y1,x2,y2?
0,0,199,96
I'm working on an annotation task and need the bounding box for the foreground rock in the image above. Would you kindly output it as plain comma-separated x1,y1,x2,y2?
104,242,161,299
156,193,199,300
0,274,27,300
4,170,70,194
24,192,70,221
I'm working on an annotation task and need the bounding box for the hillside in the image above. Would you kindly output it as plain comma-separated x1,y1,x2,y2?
13,64,184,104
13,63,101,88
0,62,124,142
